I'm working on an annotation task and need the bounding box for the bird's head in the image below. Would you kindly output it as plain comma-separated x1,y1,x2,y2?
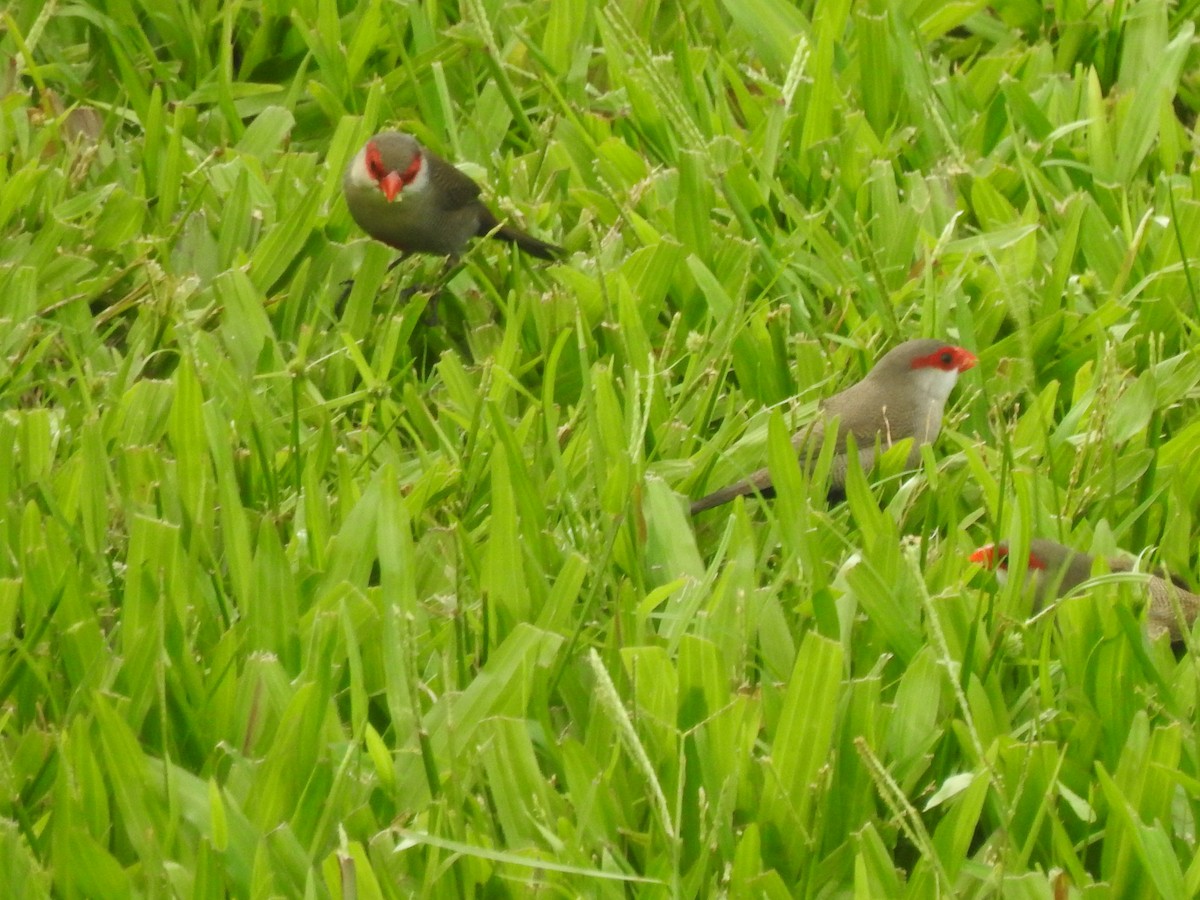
349,132,426,202
970,539,1091,607
907,342,978,404
866,339,977,407
909,344,978,376
969,542,1026,585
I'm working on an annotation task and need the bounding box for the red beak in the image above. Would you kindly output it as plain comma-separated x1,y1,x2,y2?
380,172,404,202
956,350,979,372
969,545,995,567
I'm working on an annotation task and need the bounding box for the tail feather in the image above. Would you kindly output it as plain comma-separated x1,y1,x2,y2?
689,469,775,515
689,470,849,516
494,222,564,260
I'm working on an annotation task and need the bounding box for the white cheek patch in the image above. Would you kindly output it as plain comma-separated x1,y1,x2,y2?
348,147,376,189
912,366,960,403
408,158,431,193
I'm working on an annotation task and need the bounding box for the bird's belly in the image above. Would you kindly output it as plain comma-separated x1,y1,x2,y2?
354,194,480,255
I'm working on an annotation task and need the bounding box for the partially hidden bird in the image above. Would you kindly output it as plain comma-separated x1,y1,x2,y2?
969,538,1200,641
343,131,563,260
689,338,977,515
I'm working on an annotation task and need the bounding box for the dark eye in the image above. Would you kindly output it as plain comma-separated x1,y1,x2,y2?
940,350,954,365
365,144,386,179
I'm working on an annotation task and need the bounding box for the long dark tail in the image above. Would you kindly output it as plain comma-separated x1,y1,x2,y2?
689,475,777,515
689,476,845,515
493,222,564,260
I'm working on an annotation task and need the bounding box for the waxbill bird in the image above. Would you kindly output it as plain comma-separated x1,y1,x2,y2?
689,339,977,515
343,131,562,260
969,539,1200,641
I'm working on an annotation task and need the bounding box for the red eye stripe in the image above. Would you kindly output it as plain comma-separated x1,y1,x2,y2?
398,154,422,186
365,143,387,181
970,544,1044,573
911,346,978,373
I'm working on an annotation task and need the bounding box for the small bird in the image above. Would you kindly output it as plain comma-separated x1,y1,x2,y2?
343,131,562,260
969,538,1200,641
689,339,977,514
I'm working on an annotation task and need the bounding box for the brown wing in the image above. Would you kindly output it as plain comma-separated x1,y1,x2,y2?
424,148,562,258
820,380,916,457
1107,557,1193,591
421,149,485,212
1145,576,1200,641
1103,558,1197,641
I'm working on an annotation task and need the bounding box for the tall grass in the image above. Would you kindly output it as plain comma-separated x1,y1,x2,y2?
2,0,1200,895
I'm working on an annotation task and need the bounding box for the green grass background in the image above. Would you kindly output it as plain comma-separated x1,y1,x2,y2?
4,0,1200,895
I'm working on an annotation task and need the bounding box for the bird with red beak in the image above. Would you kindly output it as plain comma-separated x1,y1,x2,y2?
689,339,977,514
343,131,562,260
970,538,1200,641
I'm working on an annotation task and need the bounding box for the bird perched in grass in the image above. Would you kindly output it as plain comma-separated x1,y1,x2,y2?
343,131,562,260
970,538,1200,641
690,339,977,514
